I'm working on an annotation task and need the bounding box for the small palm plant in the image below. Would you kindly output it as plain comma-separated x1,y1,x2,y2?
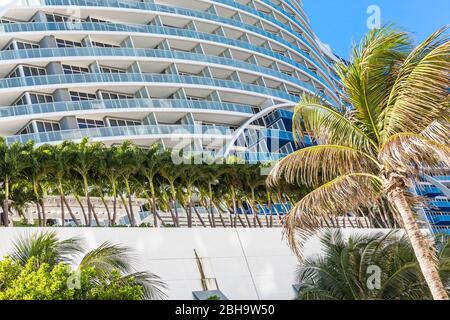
268,26,450,299
9,231,167,300
296,230,450,300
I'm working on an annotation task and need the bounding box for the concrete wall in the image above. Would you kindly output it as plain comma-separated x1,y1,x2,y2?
0,228,391,300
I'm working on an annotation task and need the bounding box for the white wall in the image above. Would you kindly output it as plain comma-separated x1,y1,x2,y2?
0,228,392,300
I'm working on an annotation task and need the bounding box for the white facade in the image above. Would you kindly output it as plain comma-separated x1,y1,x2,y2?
0,227,393,300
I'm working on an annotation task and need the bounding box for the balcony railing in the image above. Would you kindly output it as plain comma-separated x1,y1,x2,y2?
0,98,254,118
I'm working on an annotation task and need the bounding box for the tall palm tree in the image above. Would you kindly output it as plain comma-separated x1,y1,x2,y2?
10,231,167,300
268,26,450,299
0,140,31,226
47,142,79,226
115,141,142,227
25,144,52,227
296,229,450,300
140,145,167,227
67,138,104,227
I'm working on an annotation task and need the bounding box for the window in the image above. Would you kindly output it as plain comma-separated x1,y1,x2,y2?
100,66,126,74
270,119,286,131
281,70,293,77
14,94,28,106
56,38,83,48
7,67,22,78
35,121,60,133
29,93,53,104
22,65,46,77
288,91,301,99
4,42,15,51
19,123,35,135
109,118,142,127
77,118,105,129
16,41,39,50
70,91,97,101
45,13,83,23
62,64,90,74
91,41,120,48
88,17,111,23
186,95,203,101
0,19,16,24
101,91,134,100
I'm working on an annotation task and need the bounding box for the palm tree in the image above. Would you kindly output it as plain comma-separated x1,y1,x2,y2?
67,138,104,227
10,231,167,300
140,145,167,227
115,141,142,227
0,140,31,226
47,142,80,227
296,229,450,300
25,144,52,227
268,26,450,299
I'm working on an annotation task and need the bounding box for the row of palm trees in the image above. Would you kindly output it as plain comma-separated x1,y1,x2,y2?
0,137,314,228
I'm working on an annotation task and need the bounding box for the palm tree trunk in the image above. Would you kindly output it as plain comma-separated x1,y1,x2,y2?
40,200,47,227
151,193,158,228
36,202,42,227
89,200,101,227
127,193,136,227
390,188,449,300
60,194,65,227
240,201,252,227
119,193,132,226
112,195,117,225
192,205,207,227
62,195,79,227
2,178,10,227
167,201,178,227
100,194,112,227
212,202,226,228
75,195,88,225
81,175,93,226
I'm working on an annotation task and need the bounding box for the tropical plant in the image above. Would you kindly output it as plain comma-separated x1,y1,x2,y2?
297,230,450,300
0,231,167,300
268,26,450,299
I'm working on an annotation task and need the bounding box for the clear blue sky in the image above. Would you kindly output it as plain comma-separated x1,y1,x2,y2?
302,0,450,58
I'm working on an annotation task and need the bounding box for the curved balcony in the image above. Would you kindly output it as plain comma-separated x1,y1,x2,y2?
6,124,235,145
0,47,337,102
16,0,327,72
0,73,313,103
0,22,336,94
0,98,254,120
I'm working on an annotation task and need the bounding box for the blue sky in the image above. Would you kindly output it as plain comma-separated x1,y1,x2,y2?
302,0,450,58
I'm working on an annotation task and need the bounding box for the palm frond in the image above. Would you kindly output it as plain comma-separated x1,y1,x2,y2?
292,96,378,153
382,26,450,139
284,173,383,259
337,26,411,142
267,145,380,188
10,231,83,267
420,119,450,146
379,133,450,175
118,271,168,300
78,242,135,274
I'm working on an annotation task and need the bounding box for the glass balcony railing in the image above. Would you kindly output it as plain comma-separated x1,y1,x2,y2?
0,47,334,102
6,124,235,145
0,99,254,118
0,73,304,103
15,0,330,75
0,21,337,98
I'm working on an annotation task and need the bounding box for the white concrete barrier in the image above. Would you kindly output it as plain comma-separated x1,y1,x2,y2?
0,227,394,300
